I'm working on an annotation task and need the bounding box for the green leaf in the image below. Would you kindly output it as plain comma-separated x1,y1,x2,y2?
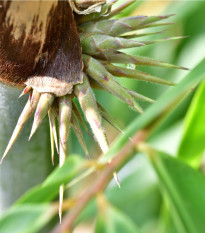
0,155,84,233
100,58,205,163
177,80,205,167
0,204,54,233
146,149,205,233
106,155,162,228
95,203,141,233
16,154,83,205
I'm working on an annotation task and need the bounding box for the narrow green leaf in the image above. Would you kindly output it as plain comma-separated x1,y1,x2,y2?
16,155,83,204
0,155,84,233
95,203,141,233
100,58,205,163
106,155,161,226
146,149,205,233
178,80,205,167
0,204,55,233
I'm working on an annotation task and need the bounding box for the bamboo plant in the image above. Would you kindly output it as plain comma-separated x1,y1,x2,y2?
1,0,205,233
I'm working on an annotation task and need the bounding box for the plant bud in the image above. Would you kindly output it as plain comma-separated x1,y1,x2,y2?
69,0,106,14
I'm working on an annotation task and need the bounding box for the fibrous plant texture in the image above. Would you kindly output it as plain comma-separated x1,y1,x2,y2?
0,0,186,220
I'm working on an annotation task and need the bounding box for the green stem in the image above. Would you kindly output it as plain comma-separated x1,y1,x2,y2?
51,130,146,233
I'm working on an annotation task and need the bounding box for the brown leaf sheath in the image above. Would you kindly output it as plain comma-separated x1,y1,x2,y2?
0,0,83,96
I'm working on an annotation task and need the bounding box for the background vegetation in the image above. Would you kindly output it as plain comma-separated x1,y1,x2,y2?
1,0,205,232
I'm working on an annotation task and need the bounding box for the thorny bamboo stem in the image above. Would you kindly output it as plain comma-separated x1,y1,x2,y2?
51,130,147,233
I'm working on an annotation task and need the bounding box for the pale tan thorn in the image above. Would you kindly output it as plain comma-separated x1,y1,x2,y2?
113,171,121,188
29,93,54,141
29,124,37,141
48,110,55,165
48,109,59,153
97,102,124,134
19,86,32,98
49,123,55,166
1,90,40,164
59,185,64,224
74,74,109,153
58,95,72,222
87,108,109,153
74,74,121,187
71,113,89,158
72,102,91,137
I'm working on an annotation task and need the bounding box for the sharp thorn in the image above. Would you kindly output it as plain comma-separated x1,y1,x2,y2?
0,156,5,165
1,125,22,164
49,116,55,165
59,185,64,224
74,74,109,154
19,86,32,98
97,102,124,133
113,172,121,188
29,93,55,140
58,96,72,222
71,113,89,157
48,109,59,156
72,102,91,136
28,124,37,141
52,155,55,166
59,96,72,166
1,90,40,163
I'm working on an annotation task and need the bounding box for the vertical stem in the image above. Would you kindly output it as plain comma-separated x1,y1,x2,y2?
0,85,52,213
